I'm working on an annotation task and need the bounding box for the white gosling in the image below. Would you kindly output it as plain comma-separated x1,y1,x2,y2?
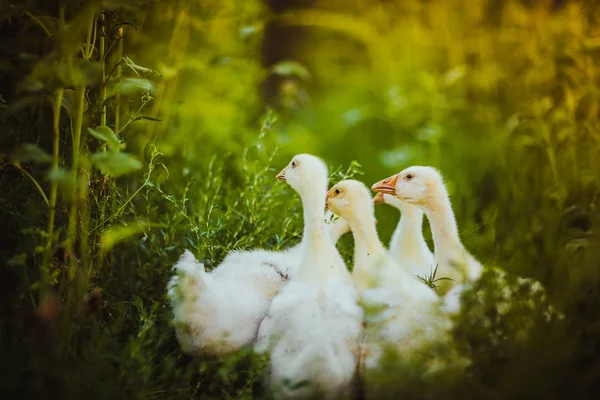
373,192,435,278
326,180,455,375
168,192,350,357
372,167,483,300
372,167,563,335
254,154,363,399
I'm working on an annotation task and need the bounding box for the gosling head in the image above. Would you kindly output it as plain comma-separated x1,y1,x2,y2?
371,166,445,208
326,179,375,222
276,154,329,196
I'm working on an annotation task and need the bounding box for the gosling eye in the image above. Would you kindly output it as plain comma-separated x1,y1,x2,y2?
291,160,297,168
404,172,414,181
335,189,340,195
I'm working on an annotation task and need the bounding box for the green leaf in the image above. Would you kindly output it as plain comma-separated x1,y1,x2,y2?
8,253,27,267
12,144,52,164
21,58,102,91
69,61,103,87
132,115,162,122
122,56,160,78
133,294,144,312
271,60,311,80
61,89,87,117
100,222,147,254
87,126,123,150
48,168,76,203
90,151,143,177
118,78,154,95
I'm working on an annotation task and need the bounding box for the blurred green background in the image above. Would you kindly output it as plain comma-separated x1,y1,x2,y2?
1,0,600,398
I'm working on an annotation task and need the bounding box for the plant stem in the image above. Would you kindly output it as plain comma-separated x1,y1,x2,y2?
99,13,107,126
41,87,64,290
78,11,105,297
88,14,98,60
23,10,52,37
117,100,150,135
109,28,124,246
114,27,123,133
96,15,112,269
67,86,86,282
89,182,147,234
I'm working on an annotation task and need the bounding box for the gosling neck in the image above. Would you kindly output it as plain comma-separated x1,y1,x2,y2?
296,186,338,280
300,188,328,247
393,204,427,252
345,210,386,273
423,189,462,263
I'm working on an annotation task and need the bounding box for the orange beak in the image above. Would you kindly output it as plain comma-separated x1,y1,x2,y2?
373,192,385,205
324,189,333,210
371,175,398,195
276,166,288,182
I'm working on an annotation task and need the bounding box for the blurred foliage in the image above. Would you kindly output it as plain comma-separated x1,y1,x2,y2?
1,0,600,398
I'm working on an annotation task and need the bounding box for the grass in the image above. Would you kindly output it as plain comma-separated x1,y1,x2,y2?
1,0,600,398
416,265,454,291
